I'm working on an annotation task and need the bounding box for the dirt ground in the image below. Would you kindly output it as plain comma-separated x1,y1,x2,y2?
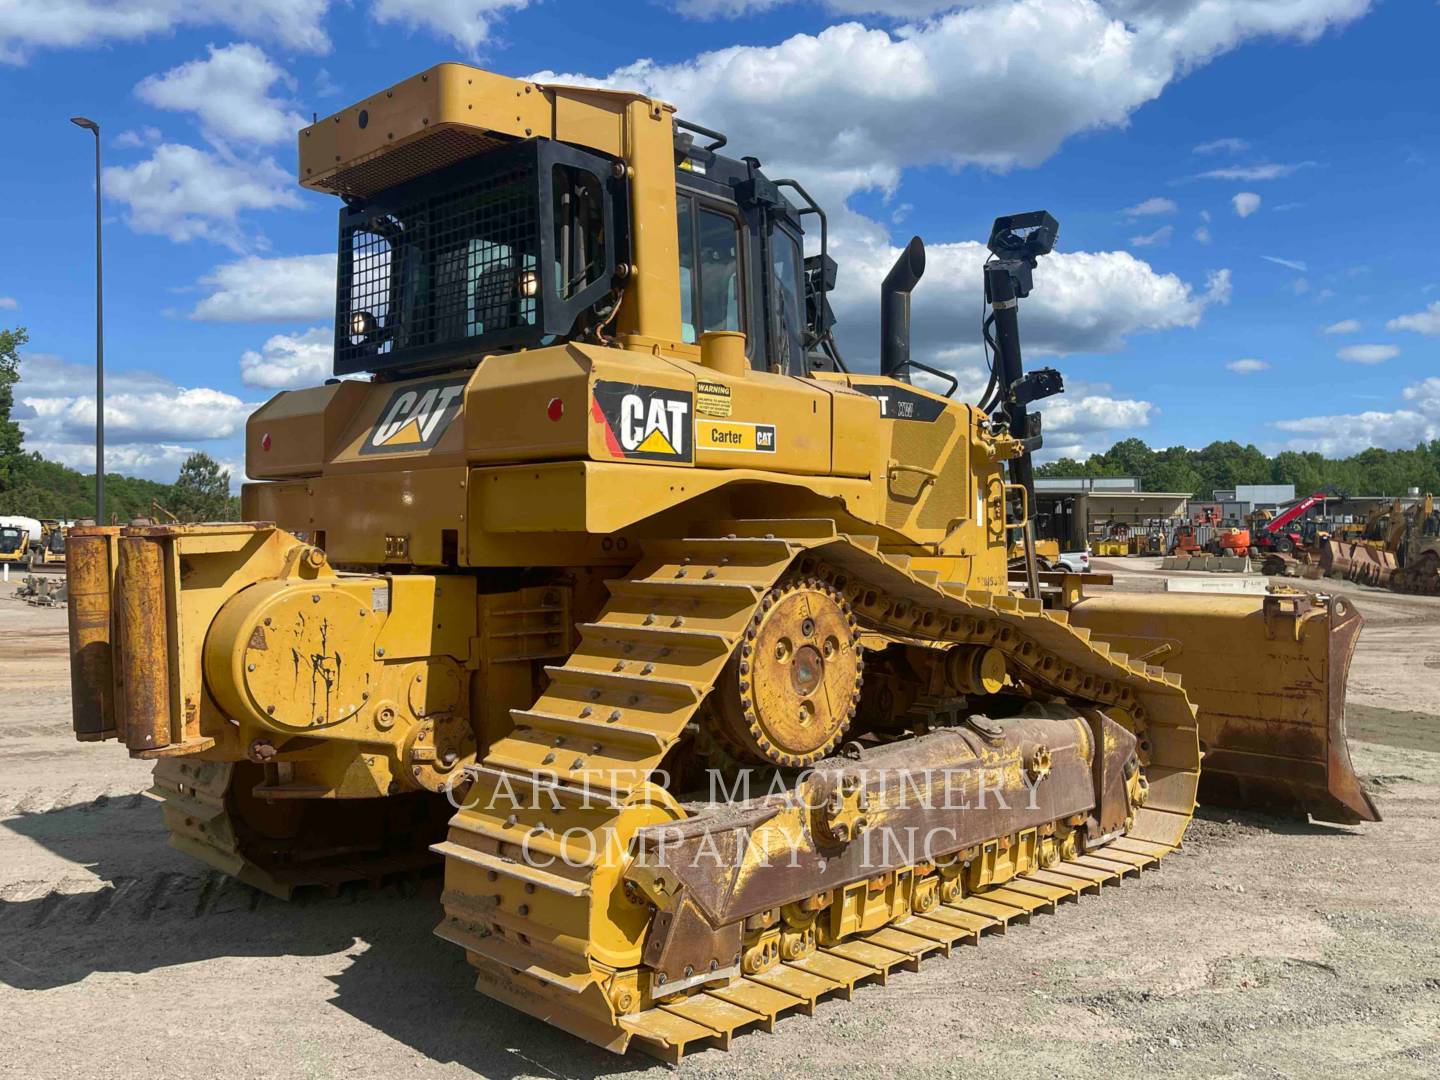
2,563,1437,1079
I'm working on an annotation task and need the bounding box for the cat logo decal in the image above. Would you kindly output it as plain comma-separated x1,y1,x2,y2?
361,378,468,455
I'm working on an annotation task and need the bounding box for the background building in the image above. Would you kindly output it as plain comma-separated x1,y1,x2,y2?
1034,477,1191,550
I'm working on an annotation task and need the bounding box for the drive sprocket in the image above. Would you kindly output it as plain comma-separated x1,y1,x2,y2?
713,577,862,767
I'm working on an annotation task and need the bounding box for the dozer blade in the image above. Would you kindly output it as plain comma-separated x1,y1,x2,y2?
1319,538,1396,587
1069,591,1379,825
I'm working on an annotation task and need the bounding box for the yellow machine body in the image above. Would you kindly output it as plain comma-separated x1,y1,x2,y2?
66,62,1377,1062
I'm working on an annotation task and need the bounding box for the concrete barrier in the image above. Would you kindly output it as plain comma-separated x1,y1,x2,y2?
1160,555,1253,573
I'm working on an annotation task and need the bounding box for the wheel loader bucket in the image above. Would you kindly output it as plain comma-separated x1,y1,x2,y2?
1070,591,1379,825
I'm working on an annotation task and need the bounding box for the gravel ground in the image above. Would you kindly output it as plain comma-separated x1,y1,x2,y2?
1,566,1437,1079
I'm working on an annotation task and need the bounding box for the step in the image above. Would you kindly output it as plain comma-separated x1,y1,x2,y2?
431,840,591,897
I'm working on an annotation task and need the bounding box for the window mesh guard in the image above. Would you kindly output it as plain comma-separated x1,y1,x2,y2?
338,155,539,372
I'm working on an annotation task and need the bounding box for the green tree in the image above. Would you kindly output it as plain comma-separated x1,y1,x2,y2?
0,326,29,490
1035,438,1440,500
170,452,234,522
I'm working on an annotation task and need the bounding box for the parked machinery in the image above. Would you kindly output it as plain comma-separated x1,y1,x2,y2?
1167,522,1204,556
1211,524,1251,559
1248,492,1331,556
1321,499,1405,587
1096,523,1130,557
0,521,27,563
65,64,1377,1061
0,516,43,564
1387,494,1439,594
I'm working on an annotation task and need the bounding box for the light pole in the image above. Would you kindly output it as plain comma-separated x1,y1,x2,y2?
70,116,104,523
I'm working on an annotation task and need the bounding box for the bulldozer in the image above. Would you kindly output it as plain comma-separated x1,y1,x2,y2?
1390,494,1440,594
1320,495,1439,594
64,64,1378,1061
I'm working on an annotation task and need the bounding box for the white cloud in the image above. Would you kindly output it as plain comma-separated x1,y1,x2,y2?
1123,196,1177,217
191,254,337,321
1232,191,1261,217
0,0,331,64
314,67,342,98
370,0,532,54
1404,377,1440,415
1323,318,1360,334
136,43,307,147
1337,344,1399,364
1199,161,1317,181
25,437,200,478
1039,391,1153,436
1193,225,1212,244
1289,277,1310,296
103,144,299,249
240,327,335,388
826,230,1231,369
114,126,162,149
1387,301,1440,336
677,0,958,14
1271,376,1440,456
1193,137,1250,155
1273,410,1433,456
12,352,259,482
1130,224,1173,247
539,1,1370,209
1226,358,1269,374
1031,378,1156,461
1261,254,1307,271
20,378,256,443
0,296,17,310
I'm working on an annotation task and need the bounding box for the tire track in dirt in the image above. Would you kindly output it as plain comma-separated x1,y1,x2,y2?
0,786,149,818
0,868,431,932
0,722,74,740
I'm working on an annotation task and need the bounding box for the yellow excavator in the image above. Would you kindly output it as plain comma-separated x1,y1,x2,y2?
66,64,1377,1061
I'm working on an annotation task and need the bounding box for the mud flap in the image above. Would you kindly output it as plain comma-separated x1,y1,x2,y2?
1069,591,1379,825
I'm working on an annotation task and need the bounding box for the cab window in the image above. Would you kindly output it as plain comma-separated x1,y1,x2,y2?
677,194,743,344
771,227,804,372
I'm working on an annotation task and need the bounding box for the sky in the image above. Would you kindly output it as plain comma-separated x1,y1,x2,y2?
0,0,1437,489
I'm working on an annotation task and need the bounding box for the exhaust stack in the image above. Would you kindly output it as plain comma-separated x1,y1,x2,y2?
880,236,925,382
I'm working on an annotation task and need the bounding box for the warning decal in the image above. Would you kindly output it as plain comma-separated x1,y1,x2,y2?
695,379,733,418
591,381,693,463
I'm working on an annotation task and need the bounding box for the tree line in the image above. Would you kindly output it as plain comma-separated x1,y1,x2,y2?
1038,437,1440,501
0,325,240,523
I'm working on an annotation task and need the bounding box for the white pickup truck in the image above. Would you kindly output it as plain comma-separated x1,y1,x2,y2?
1052,550,1092,573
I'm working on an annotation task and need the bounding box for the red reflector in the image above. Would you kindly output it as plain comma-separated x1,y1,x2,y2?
261,433,272,451
546,397,564,421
